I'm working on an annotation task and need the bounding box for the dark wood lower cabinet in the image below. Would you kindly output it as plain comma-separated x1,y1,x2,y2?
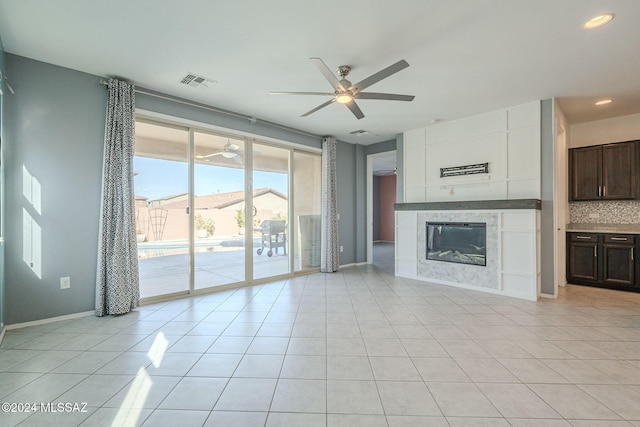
567,232,639,292
567,242,599,282
602,244,635,286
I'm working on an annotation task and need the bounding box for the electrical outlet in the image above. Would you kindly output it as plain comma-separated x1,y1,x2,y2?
60,276,71,289
340,245,344,252
337,213,340,221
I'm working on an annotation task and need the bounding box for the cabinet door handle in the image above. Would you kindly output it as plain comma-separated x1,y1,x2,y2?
576,236,591,239
594,246,597,257
598,186,602,197
603,186,606,197
610,237,629,241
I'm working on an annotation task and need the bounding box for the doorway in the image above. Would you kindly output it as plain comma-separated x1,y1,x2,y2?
367,151,397,274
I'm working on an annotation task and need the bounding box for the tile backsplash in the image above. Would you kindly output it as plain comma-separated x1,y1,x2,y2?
570,201,640,224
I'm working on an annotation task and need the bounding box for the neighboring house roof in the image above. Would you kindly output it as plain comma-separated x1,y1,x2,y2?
146,192,189,204
157,188,287,210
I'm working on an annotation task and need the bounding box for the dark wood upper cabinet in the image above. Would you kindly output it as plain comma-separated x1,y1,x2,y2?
602,143,636,199
570,146,601,201
570,141,638,201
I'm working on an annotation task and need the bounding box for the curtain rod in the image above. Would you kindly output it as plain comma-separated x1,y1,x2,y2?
99,79,321,139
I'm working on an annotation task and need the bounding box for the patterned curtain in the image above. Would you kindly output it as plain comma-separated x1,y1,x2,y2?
320,136,339,272
95,79,140,316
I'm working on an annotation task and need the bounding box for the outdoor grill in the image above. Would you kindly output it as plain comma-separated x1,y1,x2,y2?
255,219,287,257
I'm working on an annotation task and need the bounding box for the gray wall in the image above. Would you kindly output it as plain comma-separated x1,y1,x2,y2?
4,54,107,324
364,139,396,156
3,54,363,324
0,35,6,330
540,98,555,296
336,142,357,265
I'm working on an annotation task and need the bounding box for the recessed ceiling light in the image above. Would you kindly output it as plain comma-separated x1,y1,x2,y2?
595,99,613,106
583,13,614,29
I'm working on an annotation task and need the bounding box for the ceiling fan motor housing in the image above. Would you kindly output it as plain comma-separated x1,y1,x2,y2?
337,65,351,78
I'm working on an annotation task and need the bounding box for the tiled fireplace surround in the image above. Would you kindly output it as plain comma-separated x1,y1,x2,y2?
418,212,499,290
396,200,541,301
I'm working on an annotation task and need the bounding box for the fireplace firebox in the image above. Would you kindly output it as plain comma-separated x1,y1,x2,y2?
426,222,486,266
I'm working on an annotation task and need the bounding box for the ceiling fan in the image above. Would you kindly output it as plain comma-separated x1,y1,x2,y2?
270,57,415,120
196,141,243,164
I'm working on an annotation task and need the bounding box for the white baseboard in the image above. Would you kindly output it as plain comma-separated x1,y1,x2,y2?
339,262,369,269
396,272,538,301
6,310,94,331
539,293,555,299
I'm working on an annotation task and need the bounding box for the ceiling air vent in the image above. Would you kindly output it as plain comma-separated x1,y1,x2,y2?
180,73,217,89
349,129,370,136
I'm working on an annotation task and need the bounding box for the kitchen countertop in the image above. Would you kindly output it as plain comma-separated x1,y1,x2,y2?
566,223,640,234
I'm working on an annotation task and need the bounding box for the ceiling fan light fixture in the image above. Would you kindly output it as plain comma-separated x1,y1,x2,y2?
583,13,614,29
222,151,236,158
595,99,613,106
335,93,353,104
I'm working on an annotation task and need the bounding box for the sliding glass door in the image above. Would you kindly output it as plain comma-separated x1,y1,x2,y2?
193,131,246,290
252,143,290,280
134,121,190,299
133,117,321,300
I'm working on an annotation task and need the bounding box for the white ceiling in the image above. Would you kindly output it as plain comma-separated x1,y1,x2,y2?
1,0,639,145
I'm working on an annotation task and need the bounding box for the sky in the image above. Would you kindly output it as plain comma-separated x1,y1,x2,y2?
134,156,287,200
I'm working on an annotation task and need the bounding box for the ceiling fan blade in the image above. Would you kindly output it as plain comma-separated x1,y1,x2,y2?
345,100,365,120
356,92,415,101
270,91,335,96
349,59,409,93
301,98,336,117
310,57,347,92
201,151,224,158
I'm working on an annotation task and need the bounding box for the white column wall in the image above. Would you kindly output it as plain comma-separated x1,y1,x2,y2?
403,101,541,203
398,100,542,300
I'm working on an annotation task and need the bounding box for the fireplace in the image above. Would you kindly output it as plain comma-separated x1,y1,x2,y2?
426,222,486,266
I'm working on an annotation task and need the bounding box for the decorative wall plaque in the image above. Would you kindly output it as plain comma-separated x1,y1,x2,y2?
440,162,489,178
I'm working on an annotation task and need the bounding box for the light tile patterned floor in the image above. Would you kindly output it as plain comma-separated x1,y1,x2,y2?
3,264,640,426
